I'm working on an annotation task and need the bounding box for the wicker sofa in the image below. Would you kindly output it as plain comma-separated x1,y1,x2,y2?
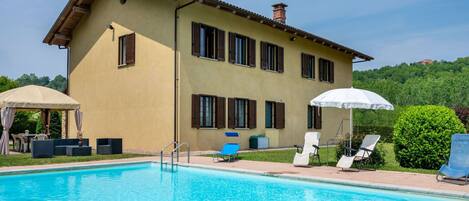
53,139,89,156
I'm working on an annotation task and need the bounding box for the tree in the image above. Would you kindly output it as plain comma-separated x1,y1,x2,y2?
47,75,67,92
0,76,17,93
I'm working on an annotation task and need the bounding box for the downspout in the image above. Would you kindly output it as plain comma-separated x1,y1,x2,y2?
174,0,197,145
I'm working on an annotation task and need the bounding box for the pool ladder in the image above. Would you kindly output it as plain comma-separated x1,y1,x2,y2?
160,142,190,171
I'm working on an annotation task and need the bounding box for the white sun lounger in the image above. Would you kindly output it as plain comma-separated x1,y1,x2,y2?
336,135,381,170
293,132,320,167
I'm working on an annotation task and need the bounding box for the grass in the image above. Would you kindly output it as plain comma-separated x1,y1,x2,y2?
237,143,437,175
0,153,147,167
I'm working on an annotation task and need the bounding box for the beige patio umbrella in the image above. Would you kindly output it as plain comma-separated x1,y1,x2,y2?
0,85,81,155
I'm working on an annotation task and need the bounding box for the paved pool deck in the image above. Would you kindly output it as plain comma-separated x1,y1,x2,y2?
0,155,467,198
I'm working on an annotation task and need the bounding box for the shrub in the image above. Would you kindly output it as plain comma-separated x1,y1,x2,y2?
393,105,465,169
336,133,385,167
354,126,393,143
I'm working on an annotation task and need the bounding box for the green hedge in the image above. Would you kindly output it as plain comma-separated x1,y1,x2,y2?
336,133,385,167
393,105,465,169
354,126,393,143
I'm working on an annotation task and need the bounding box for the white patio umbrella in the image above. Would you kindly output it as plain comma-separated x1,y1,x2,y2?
310,88,394,155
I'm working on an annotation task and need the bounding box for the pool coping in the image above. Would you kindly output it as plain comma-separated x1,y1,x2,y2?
176,162,469,200
1,159,467,200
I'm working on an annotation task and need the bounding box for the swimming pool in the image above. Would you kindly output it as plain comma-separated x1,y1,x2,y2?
0,163,462,201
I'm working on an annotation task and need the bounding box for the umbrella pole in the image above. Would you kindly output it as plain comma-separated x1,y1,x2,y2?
349,109,353,156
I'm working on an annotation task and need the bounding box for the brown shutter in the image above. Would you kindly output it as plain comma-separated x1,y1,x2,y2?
228,32,236,63
191,94,200,128
125,33,135,65
330,61,335,83
260,42,267,70
277,46,284,73
248,100,257,129
275,102,285,129
192,22,201,57
227,98,235,129
301,53,307,78
312,56,316,79
216,97,226,129
314,106,322,129
318,59,324,81
217,29,225,61
248,38,256,67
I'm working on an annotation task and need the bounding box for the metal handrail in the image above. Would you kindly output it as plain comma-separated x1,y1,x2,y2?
160,141,190,170
160,141,177,166
172,142,190,164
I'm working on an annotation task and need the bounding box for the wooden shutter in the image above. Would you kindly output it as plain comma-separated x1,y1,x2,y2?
313,106,322,129
248,100,257,129
228,32,236,63
227,98,235,129
301,53,308,78
248,38,256,67
125,33,135,65
260,42,267,70
312,56,316,79
318,59,324,81
329,62,335,83
216,97,226,129
192,22,201,57
191,94,200,128
275,102,285,129
277,46,284,73
217,29,225,61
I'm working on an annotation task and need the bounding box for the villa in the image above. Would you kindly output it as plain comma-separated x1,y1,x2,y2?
43,0,373,153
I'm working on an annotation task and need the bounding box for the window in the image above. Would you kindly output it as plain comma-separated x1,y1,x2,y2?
308,105,322,129
228,98,256,129
235,99,249,128
235,35,247,65
200,96,216,128
302,53,315,79
229,33,256,67
200,25,217,59
307,105,314,129
118,33,135,66
192,22,225,61
319,58,334,83
261,42,284,73
265,101,276,128
191,95,225,129
118,36,126,65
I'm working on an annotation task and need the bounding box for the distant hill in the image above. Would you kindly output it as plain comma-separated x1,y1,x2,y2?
353,57,469,108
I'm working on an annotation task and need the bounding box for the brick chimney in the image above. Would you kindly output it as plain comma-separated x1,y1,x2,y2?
272,3,288,24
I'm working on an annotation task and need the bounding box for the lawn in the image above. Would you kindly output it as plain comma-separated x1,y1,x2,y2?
237,143,437,175
0,153,147,167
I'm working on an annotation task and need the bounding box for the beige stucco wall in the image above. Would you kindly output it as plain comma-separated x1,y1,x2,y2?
67,0,354,153
178,4,353,151
68,0,176,154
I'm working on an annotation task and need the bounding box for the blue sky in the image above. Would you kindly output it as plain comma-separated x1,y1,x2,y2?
1,0,468,78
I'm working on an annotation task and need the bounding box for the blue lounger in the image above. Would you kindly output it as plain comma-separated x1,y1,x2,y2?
213,132,240,162
215,143,240,162
436,134,469,184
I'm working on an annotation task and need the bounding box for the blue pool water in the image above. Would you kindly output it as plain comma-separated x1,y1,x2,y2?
0,163,461,201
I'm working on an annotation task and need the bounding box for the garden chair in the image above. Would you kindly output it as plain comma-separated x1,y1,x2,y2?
11,134,22,152
436,134,469,185
336,135,380,170
19,134,31,152
213,132,240,162
34,134,49,141
293,132,321,167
